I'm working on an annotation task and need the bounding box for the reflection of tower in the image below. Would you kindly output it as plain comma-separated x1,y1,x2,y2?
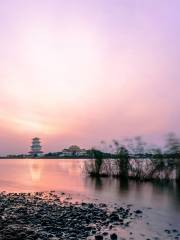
29,159,43,181
29,137,43,157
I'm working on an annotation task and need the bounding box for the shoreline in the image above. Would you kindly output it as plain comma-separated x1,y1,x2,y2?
0,191,179,240
0,191,142,240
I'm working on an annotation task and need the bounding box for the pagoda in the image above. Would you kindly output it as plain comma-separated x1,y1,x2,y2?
29,137,43,157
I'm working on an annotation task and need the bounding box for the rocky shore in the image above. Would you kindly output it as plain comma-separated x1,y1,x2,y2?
0,191,142,240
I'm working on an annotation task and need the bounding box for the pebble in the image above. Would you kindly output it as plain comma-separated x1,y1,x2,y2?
0,192,136,240
110,233,118,240
95,235,103,240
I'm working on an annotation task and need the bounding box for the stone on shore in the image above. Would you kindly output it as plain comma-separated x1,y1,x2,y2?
0,192,136,240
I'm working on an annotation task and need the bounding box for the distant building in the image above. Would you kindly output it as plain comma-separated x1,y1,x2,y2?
60,145,88,157
29,137,43,157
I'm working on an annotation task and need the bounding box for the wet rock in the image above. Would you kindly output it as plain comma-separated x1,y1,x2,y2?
109,212,120,222
0,191,137,240
99,203,107,208
110,233,118,240
95,235,103,240
134,209,143,214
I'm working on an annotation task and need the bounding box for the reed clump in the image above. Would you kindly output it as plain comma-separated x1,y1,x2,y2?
84,149,107,177
85,133,180,182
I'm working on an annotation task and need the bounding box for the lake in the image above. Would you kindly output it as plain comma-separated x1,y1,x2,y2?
0,158,180,239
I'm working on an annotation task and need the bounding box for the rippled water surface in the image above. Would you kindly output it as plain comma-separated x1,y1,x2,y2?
0,159,180,239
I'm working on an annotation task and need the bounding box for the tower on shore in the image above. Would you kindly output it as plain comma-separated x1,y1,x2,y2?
29,137,43,157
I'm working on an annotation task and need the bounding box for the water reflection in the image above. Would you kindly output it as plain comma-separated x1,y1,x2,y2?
84,174,180,213
0,159,179,235
29,159,44,181
86,177,103,191
0,159,179,215
57,160,84,176
118,178,129,192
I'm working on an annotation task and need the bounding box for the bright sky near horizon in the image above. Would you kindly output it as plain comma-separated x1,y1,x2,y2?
0,0,180,154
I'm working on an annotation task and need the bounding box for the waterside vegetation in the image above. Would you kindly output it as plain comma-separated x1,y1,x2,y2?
85,133,180,182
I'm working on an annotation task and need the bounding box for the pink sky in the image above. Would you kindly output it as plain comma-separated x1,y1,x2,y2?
0,0,180,154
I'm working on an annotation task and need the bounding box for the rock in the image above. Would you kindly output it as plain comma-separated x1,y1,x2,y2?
110,233,118,240
88,203,94,208
0,191,136,240
164,229,171,234
95,235,103,240
99,203,107,208
109,225,113,230
49,238,60,240
134,210,143,214
109,213,120,222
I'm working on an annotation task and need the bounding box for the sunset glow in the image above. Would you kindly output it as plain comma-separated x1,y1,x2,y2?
1,0,180,154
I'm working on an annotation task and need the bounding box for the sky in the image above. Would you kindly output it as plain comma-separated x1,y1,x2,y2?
0,0,180,154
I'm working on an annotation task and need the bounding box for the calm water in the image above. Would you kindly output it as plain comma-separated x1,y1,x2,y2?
0,159,180,238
